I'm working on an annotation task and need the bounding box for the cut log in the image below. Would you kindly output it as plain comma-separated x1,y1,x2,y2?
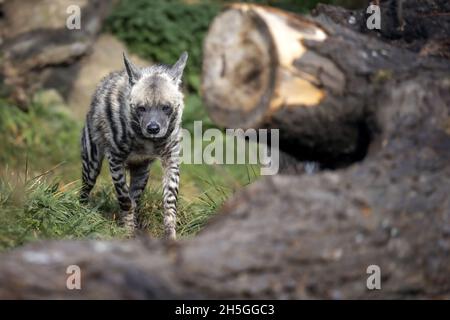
202,3,449,167
202,4,330,129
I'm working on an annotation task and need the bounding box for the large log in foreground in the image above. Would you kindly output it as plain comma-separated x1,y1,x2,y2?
202,3,449,167
1,2,450,299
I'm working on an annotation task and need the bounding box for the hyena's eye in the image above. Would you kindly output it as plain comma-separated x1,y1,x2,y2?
162,105,171,114
136,106,146,113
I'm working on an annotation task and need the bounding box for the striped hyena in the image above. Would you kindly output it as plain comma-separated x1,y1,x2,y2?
80,52,188,239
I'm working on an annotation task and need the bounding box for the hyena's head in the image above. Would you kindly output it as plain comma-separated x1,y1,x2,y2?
124,52,188,139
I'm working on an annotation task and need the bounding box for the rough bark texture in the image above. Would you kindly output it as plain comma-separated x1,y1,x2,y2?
0,1,450,299
314,0,450,58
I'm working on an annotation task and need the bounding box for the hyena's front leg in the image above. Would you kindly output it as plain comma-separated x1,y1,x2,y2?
161,154,180,240
129,160,152,208
107,154,135,233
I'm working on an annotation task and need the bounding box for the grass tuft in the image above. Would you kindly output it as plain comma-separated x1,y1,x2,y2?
0,173,126,250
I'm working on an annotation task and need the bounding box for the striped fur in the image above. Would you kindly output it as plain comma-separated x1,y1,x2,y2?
80,52,188,239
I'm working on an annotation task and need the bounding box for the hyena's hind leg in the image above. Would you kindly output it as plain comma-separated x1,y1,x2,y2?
80,125,104,203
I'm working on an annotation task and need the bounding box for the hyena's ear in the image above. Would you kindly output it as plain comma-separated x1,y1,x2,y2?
123,52,141,86
169,51,188,85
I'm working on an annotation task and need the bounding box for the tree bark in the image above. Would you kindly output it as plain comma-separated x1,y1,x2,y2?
201,2,450,167
1,1,450,299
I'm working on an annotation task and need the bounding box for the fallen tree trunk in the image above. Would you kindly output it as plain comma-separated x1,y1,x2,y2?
202,2,449,167
1,2,450,299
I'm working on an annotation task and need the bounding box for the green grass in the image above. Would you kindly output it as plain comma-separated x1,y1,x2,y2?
0,173,126,250
0,95,81,180
0,96,260,251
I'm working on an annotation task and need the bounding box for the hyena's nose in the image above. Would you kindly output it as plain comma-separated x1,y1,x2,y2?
146,121,160,134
